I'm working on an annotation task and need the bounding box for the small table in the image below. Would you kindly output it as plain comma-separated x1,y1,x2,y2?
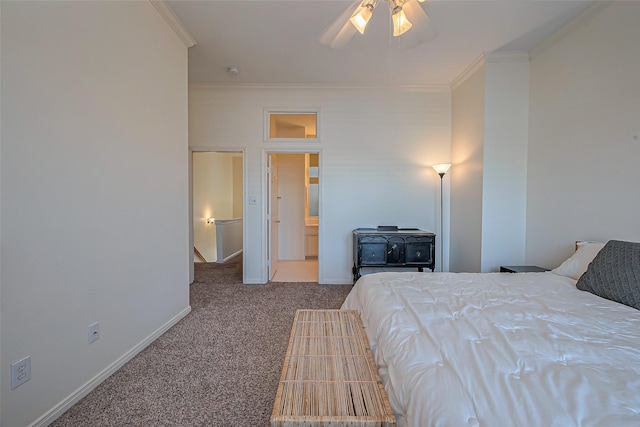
271,309,396,427
500,265,549,273
352,227,435,283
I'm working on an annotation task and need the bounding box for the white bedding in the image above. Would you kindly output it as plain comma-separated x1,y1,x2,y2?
341,271,640,427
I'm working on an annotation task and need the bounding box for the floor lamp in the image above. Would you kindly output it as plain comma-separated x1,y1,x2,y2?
432,164,451,272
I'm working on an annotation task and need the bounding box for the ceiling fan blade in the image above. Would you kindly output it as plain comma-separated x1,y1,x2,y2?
318,1,360,49
399,0,438,48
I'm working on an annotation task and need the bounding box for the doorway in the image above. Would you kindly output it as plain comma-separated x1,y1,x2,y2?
267,152,319,283
192,151,244,266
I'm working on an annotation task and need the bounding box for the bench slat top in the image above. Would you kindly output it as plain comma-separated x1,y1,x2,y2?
271,309,396,426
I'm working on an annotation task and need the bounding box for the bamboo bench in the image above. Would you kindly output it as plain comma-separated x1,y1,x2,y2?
271,309,396,427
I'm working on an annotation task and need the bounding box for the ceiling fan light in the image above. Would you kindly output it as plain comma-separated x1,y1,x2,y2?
350,7,374,34
392,8,412,36
349,1,376,34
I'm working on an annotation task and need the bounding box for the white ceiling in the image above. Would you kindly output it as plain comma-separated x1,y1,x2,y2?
166,0,595,87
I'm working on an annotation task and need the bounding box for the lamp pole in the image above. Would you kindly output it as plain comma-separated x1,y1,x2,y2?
432,164,451,272
438,172,444,272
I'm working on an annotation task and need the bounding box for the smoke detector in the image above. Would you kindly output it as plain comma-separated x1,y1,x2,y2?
227,66,240,76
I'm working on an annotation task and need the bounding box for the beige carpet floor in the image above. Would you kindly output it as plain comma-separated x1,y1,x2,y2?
51,259,352,426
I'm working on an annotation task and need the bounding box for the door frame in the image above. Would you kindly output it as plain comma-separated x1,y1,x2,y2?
262,147,322,283
189,146,247,284
266,153,279,280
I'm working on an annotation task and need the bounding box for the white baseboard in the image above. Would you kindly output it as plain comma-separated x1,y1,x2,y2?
31,306,192,427
319,278,353,285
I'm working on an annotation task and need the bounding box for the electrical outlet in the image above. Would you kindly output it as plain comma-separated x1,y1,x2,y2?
88,322,100,344
11,356,31,390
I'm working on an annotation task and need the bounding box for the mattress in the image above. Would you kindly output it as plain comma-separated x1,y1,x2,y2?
341,271,640,427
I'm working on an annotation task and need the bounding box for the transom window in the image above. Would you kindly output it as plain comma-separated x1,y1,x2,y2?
265,110,319,142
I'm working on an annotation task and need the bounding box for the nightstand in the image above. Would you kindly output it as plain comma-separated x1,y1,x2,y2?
500,266,549,273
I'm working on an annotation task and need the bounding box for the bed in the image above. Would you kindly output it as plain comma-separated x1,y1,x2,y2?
341,240,640,426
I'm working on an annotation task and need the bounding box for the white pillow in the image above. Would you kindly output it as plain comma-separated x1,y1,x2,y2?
551,241,605,280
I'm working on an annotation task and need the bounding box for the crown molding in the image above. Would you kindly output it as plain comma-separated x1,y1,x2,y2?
450,54,485,92
150,0,197,48
529,1,610,61
450,50,530,91
189,83,450,92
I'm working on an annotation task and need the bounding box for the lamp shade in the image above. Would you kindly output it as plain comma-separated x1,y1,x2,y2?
350,5,374,34
432,164,451,175
392,8,412,36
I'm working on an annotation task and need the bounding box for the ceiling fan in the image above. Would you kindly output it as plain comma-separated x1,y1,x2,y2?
319,0,437,49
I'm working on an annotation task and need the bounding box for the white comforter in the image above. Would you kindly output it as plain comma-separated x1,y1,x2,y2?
341,271,640,427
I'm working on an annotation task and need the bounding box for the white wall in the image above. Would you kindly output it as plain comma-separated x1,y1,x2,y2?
232,156,243,218
450,55,529,273
0,2,190,426
189,86,452,283
192,152,236,262
526,2,640,268
215,218,243,263
450,64,485,273
276,154,306,260
481,57,529,272
0,4,4,425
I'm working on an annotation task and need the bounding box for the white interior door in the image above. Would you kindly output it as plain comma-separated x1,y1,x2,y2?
277,154,306,260
267,154,279,280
